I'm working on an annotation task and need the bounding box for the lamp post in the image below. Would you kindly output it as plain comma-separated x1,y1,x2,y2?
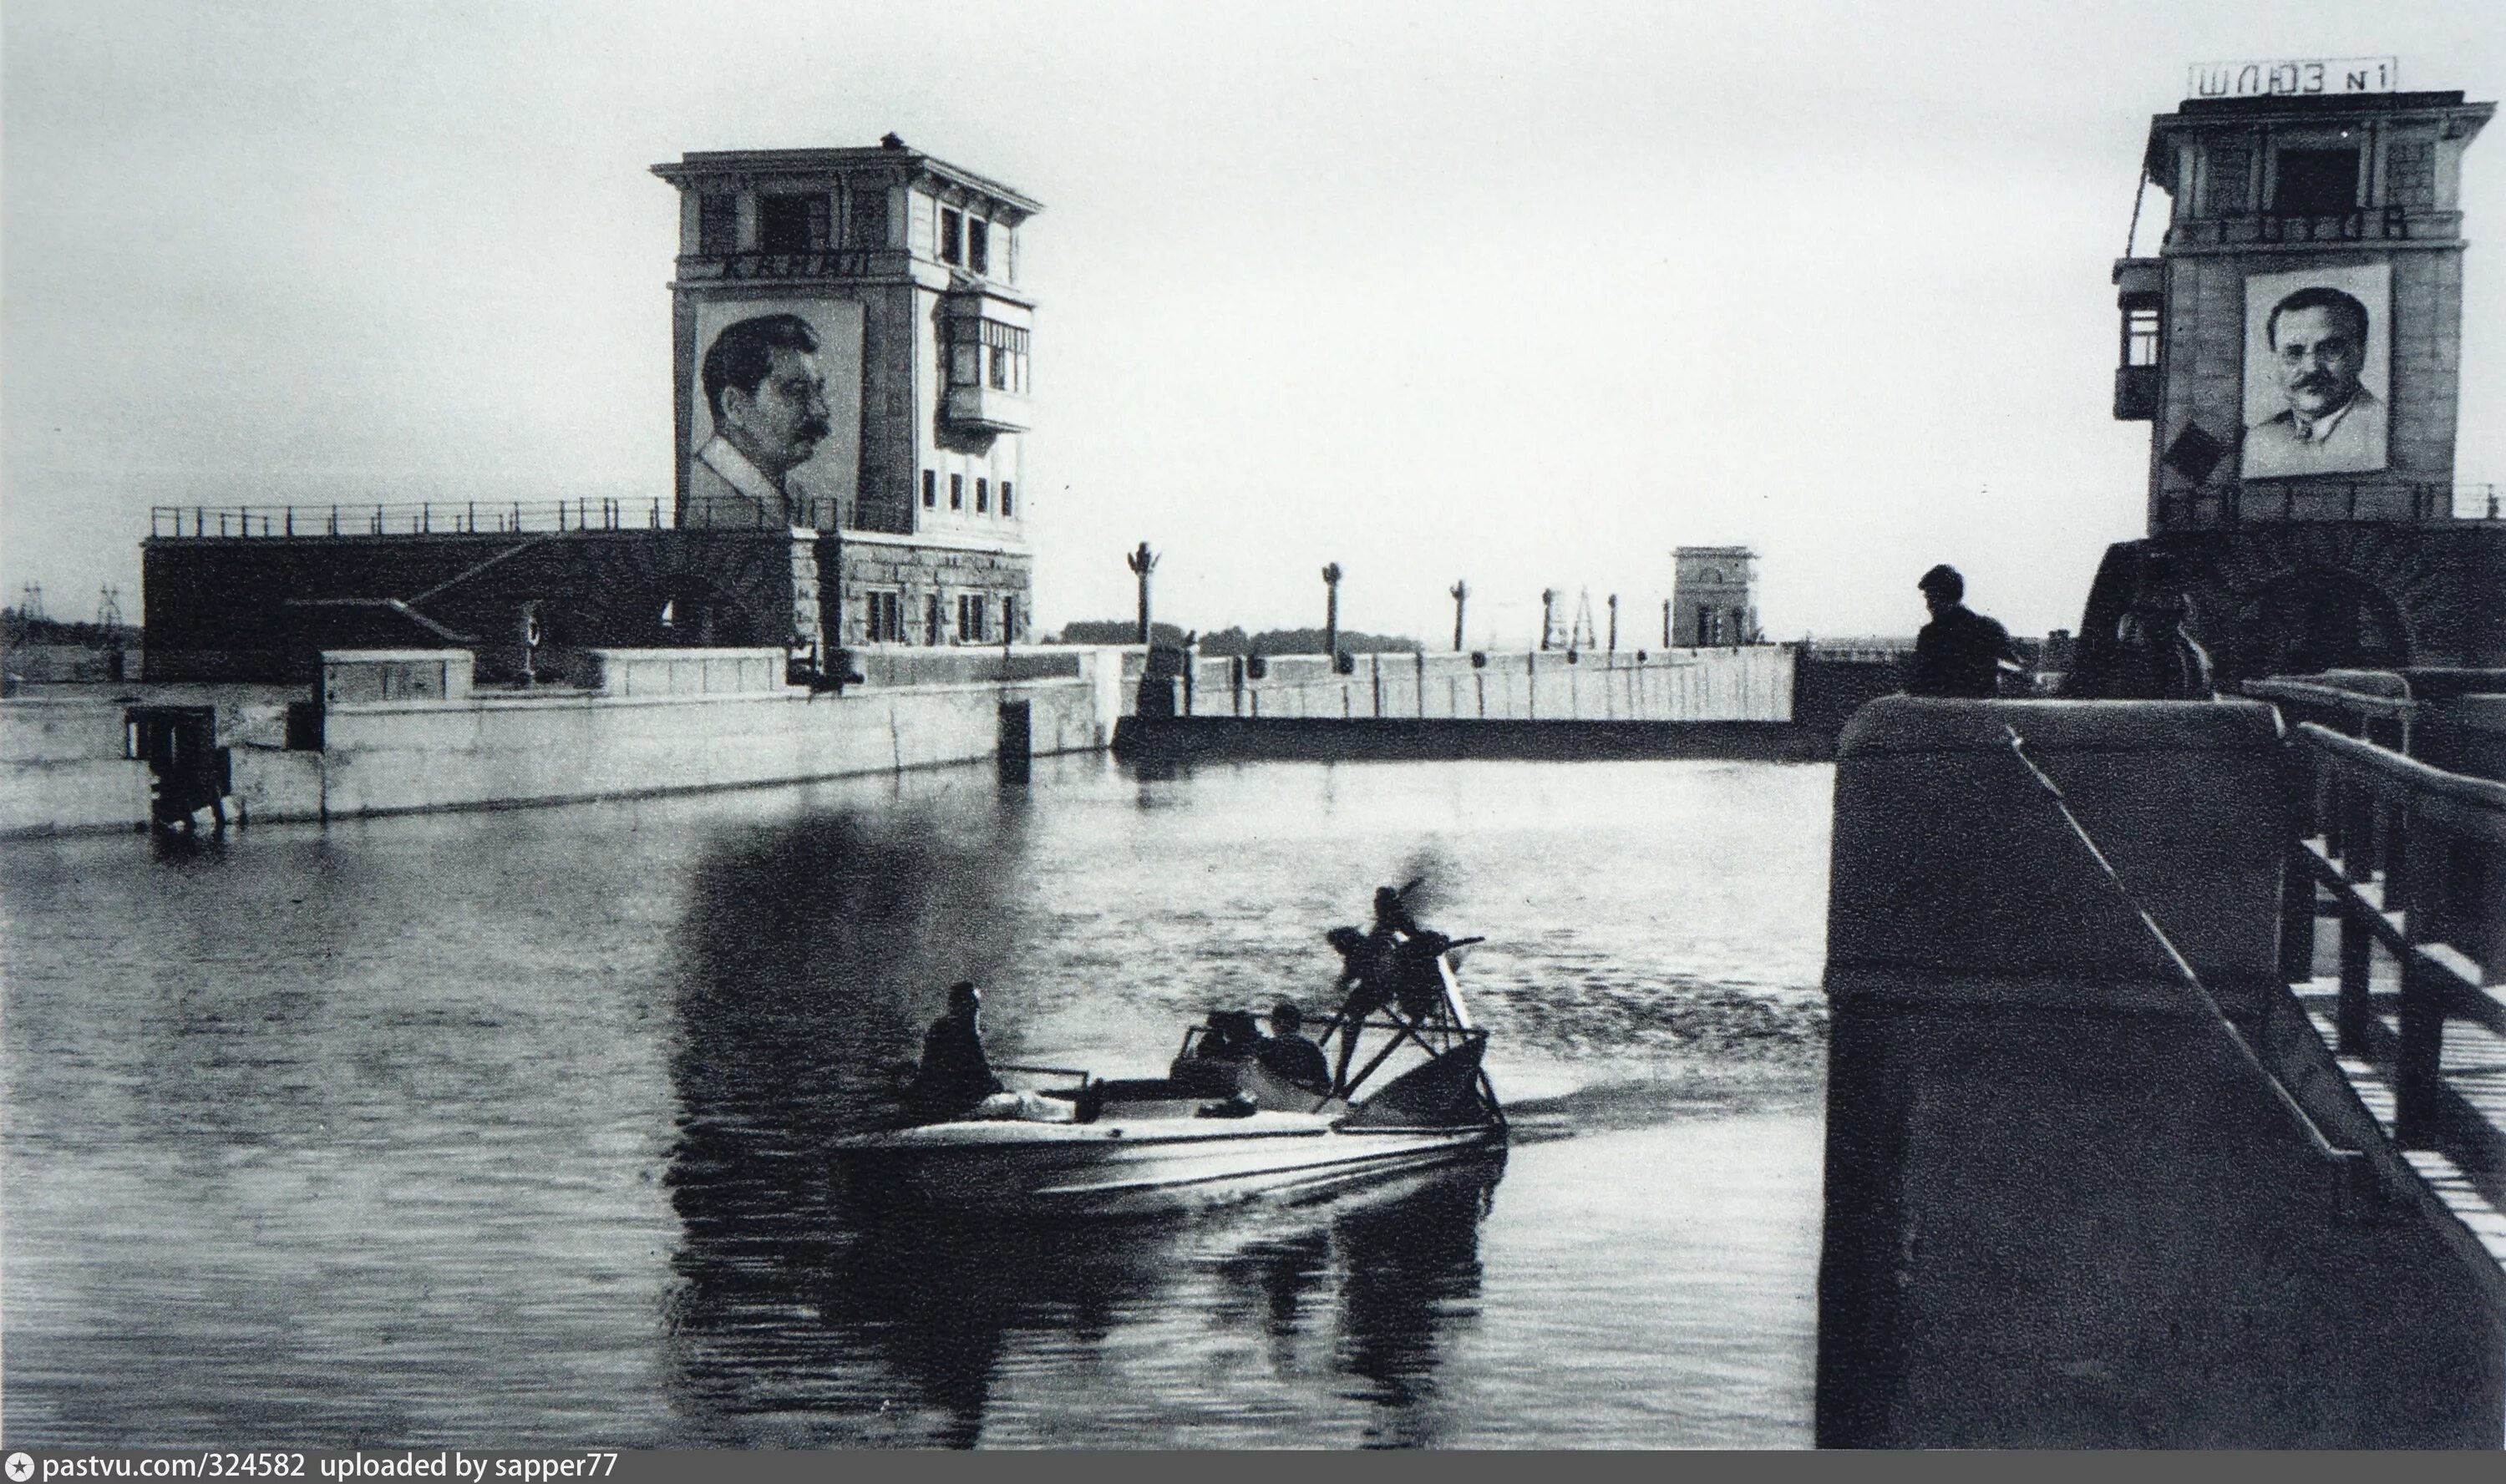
1449,580,1468,651
1540,589,1556,651
1127,542,1158,646
1321,563,1342,657
1607,593,1619,652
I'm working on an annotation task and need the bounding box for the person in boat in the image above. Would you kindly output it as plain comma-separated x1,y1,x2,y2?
1255,1000,1332,1093
906,980,1006,1122
1372,882,1426,940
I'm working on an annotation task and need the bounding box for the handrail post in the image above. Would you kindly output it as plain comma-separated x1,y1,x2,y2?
2278,742,2319,987
2396,944,2445,1149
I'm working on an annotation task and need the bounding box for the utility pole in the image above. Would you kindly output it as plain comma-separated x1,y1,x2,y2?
1449,580,1468,651
1127,542,1158,646
1321,563,1342,656
1540,589,1555,651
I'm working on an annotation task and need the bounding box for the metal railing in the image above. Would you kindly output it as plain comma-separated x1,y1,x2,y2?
677,249,876,280
1162,646,1798,724
149,499,847,539
2280,721,2506,1156
2159,484,2502,530
2169,205,2422,247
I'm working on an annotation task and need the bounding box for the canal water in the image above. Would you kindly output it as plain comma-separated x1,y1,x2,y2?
2,755,1832,1448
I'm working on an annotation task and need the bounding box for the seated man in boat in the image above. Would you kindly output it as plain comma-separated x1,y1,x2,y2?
906,981,1008,1122
1254,1000,1332,1094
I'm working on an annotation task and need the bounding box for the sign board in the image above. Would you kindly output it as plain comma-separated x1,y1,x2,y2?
2189,58,2398,100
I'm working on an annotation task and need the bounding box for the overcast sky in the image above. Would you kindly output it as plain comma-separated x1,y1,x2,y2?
6,1,2503,646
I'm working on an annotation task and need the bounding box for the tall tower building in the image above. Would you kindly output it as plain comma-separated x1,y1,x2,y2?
2083,74,2505,679
1670,547,1759,647
652,136,1040,646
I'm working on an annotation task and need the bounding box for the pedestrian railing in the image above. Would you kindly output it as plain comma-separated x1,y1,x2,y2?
149,499,847,539
2279,721,2506,1160
2158,483,2502,529
1163,646,1798,724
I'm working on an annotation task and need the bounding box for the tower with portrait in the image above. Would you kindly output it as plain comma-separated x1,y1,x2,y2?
2084,71,2504,679
652,137,1039,647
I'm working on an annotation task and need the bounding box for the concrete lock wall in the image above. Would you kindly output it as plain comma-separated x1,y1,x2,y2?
0,700,152,836
243,667,1108,823
1179,646,1796,722
1819,696,2506,1447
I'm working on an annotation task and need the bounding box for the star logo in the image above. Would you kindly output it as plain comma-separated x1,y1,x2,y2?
6,1451,33,1481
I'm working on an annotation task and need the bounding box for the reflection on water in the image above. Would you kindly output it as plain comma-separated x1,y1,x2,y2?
3,755,1828,1447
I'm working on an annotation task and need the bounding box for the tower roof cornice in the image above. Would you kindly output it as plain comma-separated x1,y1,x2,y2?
2143,93,2492,186
651,145,1042,221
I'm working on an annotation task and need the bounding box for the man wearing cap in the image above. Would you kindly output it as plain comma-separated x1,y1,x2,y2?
1908,565,2021,698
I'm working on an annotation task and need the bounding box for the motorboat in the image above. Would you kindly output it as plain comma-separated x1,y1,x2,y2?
832,914,1507,1218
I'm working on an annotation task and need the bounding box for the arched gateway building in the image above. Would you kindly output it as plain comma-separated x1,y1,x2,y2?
143,137,1039,680
2079,77,2503,685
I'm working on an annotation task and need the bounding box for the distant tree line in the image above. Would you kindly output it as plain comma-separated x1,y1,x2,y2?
1048,620,1422,656
1,607,139,649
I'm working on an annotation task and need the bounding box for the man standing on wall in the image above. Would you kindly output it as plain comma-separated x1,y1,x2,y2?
1908,565,2022,698
687,313,834,529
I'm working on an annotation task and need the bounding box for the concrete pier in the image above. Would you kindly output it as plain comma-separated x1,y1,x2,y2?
1818,696,2506,1446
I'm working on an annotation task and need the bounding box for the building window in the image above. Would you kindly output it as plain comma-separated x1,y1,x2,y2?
1000,481,1014,518
926,592,943,646
1696,605,1721,646
976,478,989,514
1002,595,1017,642
865,590,905,643
2124,305,2160,367
940,208,963,265
698,194,738,254
957,593,987,641
845,186,888,249
922,469,936,509
950,474,964,510
2275,149,2358,215
968,218,990,275
759,193,829,252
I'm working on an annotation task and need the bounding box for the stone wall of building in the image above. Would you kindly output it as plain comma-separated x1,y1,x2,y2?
144,528,825,682
2153,245,2466,520
831,533,1032,648
2076,524,2506,682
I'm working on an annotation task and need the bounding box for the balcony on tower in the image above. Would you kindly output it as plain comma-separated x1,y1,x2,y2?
2113,257,2163,421
943,286,1033,433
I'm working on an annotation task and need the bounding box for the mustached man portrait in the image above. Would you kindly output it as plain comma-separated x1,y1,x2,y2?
2240,266,2391,481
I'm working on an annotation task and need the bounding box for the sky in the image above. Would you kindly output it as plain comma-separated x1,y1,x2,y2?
6,0,2503,648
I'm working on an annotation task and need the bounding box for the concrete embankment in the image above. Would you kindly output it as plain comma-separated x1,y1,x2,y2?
1114,644,1900,762
0,699,153,835
1,645,1131,834
1818,696,2506,1447
1113,716,1831,762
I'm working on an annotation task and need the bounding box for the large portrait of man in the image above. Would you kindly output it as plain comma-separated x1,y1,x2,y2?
2240,262,2390,480
683,299,864,528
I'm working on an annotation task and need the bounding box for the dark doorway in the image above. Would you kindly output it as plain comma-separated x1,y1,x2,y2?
997,700,1032,784
2249,569,2410,676
125,706,229,831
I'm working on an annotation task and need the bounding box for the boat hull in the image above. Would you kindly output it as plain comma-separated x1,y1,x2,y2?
835,1112,1503,1218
